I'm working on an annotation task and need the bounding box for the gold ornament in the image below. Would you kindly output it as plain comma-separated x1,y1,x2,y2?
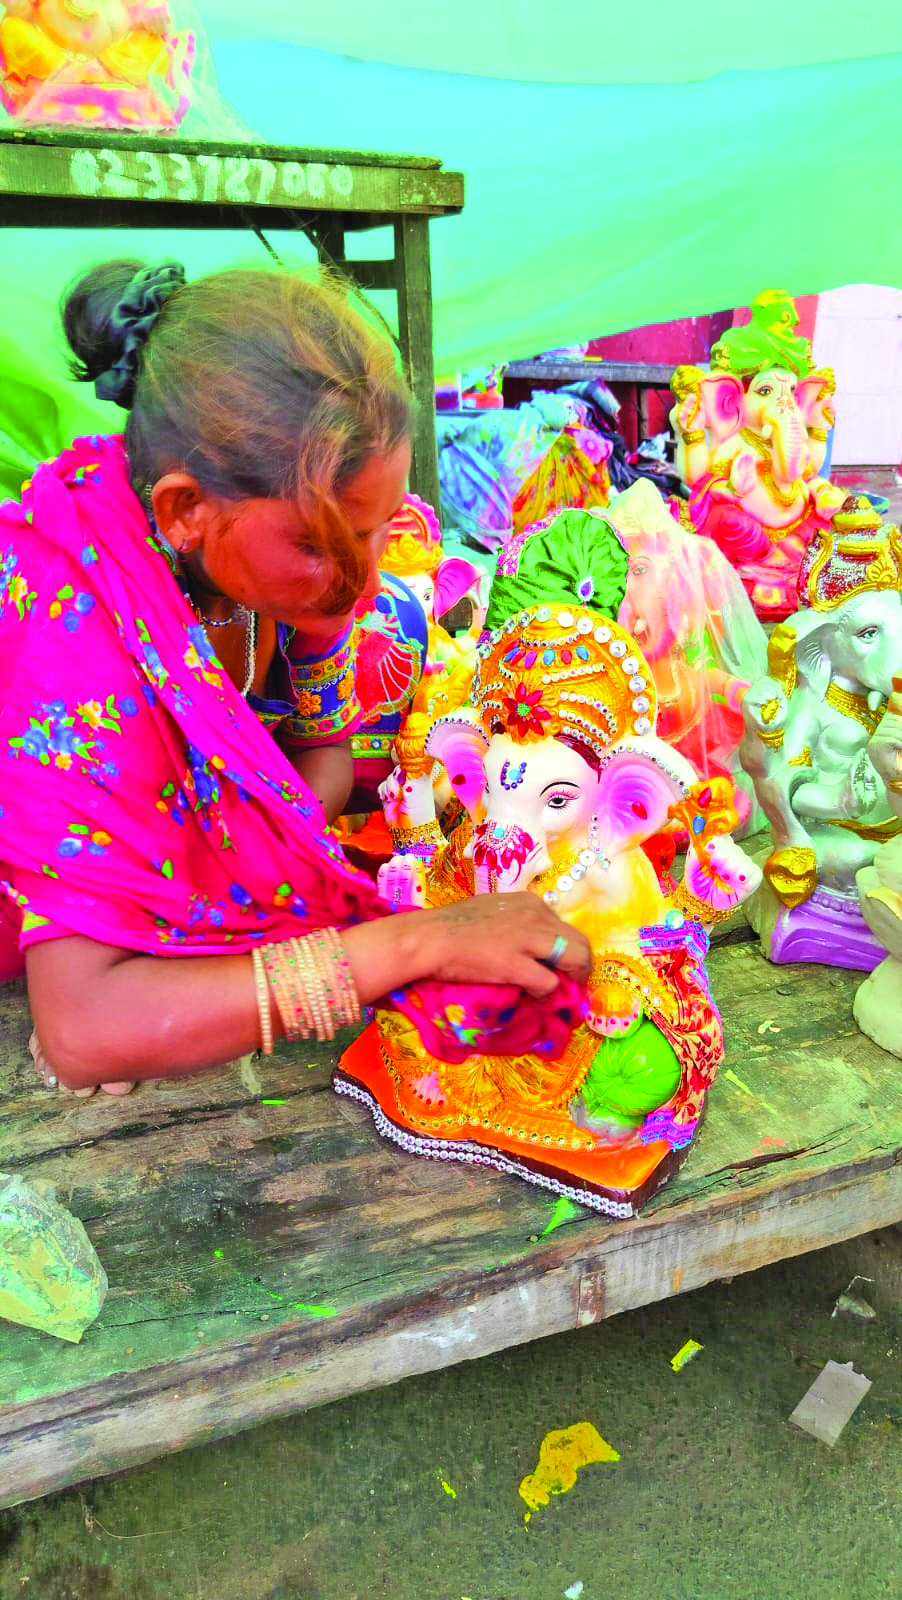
826,816,902,843
671,883,737,926
763,846,818,909
388,818,445,850
824,683,885,737
767,623,798,697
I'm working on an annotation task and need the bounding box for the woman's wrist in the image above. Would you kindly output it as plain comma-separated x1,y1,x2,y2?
341,909,442,1001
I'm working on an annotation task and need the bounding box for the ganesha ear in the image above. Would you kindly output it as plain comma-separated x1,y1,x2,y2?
593,740,692,856
699,373,745,446
794,371,835,430
434,557,482,622
793,620,832,701
425,714,489,815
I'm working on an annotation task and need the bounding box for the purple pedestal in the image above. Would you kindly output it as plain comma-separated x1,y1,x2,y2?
769,886,887,971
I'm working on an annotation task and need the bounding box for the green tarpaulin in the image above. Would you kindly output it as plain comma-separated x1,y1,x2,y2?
1,3,900,487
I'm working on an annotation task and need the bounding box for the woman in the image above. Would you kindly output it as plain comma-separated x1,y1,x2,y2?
0,259,588,1095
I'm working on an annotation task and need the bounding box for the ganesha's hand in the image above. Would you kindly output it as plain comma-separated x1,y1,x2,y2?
811,476,847,517
728,449,760,500
377,855,428,912
378,765,437,830
378,766,407,823
846,746,884,816
867,698,902,797
793,751,882,822
741,676,788,742
466,821,548,895
683,833,762,915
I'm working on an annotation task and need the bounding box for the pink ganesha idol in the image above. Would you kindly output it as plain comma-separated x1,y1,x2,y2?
379,492,488,683
334,509,763,1217
598,478,768,836
670,289,847,623
0,0,193,129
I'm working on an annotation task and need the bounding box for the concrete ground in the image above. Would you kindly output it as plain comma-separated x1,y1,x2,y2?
2,1226,900,1600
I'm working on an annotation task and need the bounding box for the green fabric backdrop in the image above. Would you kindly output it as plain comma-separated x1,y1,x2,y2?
0,5,900,490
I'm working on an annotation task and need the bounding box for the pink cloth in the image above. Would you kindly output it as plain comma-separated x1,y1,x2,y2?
0,436,581,1063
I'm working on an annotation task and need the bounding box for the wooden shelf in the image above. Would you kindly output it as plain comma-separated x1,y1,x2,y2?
1,934,898,1508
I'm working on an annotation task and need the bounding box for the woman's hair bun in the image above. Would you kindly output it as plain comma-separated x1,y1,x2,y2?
61,259,149,386
61,258,186,408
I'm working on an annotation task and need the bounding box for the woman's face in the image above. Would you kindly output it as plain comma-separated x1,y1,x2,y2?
176,441,411,640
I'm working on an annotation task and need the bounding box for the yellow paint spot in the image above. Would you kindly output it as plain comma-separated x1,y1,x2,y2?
518,1422,619,1520
670,1338,704,1372
439,1475,457,1499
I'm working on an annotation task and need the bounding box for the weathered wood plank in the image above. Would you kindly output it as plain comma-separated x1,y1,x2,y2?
0,141,464,218
0,128,445,169
395,214,441,510
0,941,898,1509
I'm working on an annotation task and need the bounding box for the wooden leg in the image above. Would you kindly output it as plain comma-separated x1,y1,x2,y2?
394,215,441,514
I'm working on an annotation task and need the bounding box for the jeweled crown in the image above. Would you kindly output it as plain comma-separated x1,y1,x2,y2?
799,497,902,612
473,604,657,759
381,494,442,579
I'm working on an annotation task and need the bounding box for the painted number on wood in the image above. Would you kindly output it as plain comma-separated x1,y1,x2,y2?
65,149,355,207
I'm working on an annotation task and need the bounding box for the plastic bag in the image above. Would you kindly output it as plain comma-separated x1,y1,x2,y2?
606,478,769,834
0,1,249,136
0,1171,108,1342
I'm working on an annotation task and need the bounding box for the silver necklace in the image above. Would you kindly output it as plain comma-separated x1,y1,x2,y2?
186,594,258,698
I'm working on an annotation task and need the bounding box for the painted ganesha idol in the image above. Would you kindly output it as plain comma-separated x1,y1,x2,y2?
670,289,846,623
335,510,762,1216
740,499,902,970
0,0,193,130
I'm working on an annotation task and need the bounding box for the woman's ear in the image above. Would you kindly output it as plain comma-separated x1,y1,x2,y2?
150,473,213,557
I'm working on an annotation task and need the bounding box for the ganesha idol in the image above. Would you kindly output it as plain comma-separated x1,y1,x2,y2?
740,499,902,969
379,492,487,682
670,289,847,623
597,479,767,835
854,678,902,1057
334,509,763,1216
0,0,193,130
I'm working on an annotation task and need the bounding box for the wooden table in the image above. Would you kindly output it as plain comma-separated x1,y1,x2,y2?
0,129,464,512
1,929,899,1509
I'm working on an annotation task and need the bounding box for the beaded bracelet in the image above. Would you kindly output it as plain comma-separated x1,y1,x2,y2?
251,947,274,1056
259,928,361,1044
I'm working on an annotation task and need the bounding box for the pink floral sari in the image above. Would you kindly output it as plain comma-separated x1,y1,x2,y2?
0,437,580,1062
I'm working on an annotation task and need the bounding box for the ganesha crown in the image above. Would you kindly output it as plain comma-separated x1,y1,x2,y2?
473,604,657,753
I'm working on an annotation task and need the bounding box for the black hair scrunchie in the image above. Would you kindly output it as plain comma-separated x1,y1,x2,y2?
94,260,187,409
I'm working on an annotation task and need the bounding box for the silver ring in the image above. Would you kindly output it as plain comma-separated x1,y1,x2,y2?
546,934,568,969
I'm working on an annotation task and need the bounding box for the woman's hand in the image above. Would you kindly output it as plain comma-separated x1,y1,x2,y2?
416,895,591,999
27,899,591,1091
